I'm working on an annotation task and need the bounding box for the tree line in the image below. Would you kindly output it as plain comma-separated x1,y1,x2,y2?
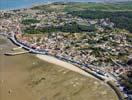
68,10,132,32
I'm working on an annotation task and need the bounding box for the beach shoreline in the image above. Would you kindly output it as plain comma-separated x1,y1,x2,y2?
36,54,95,78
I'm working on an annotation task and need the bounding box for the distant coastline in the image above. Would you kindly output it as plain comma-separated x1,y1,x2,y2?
0,1,49,11
0,0,86,10
0,0,129,11
0,1,96,11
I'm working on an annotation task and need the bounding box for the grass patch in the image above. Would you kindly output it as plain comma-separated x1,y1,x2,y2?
21,19,40,25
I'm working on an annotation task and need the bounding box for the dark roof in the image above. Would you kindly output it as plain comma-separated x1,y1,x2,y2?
127,58,132,66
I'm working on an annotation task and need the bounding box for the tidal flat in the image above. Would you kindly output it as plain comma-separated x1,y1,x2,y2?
0,36,118,100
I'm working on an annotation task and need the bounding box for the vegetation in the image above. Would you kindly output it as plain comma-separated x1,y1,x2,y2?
23,22,97,34
31,2,132,32
32,2,132,11
21,19,40,25
64,2,132,12
63,2,132,32
31,4,66,12
68,10,132,32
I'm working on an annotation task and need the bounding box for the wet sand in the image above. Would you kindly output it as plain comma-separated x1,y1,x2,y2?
0,36,118,100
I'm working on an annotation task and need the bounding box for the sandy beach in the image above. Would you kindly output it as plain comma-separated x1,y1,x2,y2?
0,36,118,100
36,54,95,78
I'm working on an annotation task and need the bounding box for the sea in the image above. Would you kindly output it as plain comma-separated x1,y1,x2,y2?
0,0,106,10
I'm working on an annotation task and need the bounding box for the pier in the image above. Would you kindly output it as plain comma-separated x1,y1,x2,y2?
5,51,29,56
